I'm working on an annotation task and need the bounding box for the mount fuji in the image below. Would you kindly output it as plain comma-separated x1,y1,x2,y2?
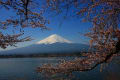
0,34,89,56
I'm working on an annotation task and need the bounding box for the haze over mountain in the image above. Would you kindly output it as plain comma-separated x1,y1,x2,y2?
0,34,89,55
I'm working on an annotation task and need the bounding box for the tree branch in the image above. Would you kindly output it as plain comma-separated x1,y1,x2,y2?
37,40,120,73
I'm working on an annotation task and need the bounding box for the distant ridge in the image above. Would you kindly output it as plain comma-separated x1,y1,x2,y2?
0,34,89,56
36,34,72,44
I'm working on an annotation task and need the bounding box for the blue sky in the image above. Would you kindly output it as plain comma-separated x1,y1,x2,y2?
0,1,92,51
0,17,92,51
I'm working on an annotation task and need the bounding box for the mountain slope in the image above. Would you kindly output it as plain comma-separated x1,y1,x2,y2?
0,43,89,55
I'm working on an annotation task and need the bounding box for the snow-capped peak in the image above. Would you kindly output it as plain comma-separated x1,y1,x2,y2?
36,34,72,44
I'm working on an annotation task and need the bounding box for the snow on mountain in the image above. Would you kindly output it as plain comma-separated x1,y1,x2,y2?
36,34,72,44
